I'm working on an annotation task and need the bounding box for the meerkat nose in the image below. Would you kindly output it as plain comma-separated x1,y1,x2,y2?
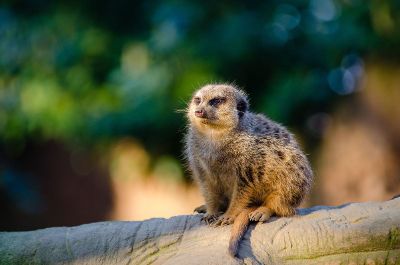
195,110,205,118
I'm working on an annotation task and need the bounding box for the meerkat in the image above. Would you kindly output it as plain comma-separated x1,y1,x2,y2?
184,84,313,257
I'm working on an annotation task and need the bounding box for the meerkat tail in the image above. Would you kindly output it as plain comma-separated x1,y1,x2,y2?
228,207,256,257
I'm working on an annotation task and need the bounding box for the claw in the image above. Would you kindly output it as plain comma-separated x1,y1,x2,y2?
259,214,270,222
211,215,235,227
201,213,221,225
249,207,272,222
211,219,221,227
221,219,232,226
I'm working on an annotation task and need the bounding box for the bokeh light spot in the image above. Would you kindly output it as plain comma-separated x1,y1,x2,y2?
309,0,338,22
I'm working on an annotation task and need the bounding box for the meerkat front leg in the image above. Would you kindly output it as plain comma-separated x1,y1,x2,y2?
198,184,227,224
202,195,226,224
211,184,249,226
191,166,225,222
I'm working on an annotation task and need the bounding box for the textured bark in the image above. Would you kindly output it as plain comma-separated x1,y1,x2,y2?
1,198,399,265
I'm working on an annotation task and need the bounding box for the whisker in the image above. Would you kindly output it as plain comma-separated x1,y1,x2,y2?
175,108,188,114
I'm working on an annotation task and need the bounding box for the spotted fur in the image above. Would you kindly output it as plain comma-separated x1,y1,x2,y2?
184,84,313,257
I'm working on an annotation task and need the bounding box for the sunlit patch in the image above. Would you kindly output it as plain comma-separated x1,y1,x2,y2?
108,138,202,221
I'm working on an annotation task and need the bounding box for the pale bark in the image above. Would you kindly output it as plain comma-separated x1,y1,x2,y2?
1,198,399,265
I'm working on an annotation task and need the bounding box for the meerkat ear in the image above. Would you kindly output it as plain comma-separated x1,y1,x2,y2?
237,98,248,118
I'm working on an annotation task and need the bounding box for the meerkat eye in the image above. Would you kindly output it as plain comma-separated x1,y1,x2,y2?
209,97,226,107
193,97,201,105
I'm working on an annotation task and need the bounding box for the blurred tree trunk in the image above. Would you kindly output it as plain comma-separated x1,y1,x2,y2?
1,198,399,265
315,62,400,205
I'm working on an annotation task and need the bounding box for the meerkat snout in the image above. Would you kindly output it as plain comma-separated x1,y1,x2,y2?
194,109,206,118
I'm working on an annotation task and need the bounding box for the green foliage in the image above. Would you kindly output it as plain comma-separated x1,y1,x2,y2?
0,0,399,151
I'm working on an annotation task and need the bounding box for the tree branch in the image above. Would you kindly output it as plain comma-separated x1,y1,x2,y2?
1,198,399,265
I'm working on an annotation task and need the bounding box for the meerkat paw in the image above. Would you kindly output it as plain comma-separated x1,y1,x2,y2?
201,212,222,225
249,207,272,222
194,205,207,213
210,214,235,227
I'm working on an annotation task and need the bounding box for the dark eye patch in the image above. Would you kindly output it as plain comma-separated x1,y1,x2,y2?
237,98,248,118
209,97,226,107
193,97,201,105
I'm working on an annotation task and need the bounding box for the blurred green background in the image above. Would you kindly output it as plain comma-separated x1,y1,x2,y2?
1,0,400,231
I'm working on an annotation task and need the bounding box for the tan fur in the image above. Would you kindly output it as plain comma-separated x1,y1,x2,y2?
184,84,313,257
228,207,256,257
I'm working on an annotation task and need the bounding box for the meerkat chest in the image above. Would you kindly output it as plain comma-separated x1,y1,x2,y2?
198,154,234,175
197,140,227,163
196,143,238,182
198,155,235,196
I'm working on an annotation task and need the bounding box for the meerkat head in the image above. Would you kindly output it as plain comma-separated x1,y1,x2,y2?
187,84,249,133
